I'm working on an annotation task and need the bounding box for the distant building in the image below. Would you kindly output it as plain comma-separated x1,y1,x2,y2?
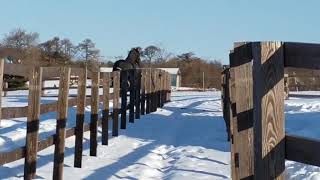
157,68,181,87
99,67,181,87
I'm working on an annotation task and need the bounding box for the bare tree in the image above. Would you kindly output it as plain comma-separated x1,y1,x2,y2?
77,38,100,62
142,45,161,66
2,28,39,49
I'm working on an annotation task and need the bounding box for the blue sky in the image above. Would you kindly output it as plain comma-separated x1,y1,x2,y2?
1,0,319,64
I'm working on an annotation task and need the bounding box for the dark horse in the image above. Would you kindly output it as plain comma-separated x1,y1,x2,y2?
113,48,141,72
112,48,141,88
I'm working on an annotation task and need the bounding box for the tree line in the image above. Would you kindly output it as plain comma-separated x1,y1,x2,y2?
0,28,223,89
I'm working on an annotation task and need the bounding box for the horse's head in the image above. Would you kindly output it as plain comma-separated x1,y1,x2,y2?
126,47,141,67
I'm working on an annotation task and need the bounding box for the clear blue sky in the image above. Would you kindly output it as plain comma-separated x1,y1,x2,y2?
1,0,319,64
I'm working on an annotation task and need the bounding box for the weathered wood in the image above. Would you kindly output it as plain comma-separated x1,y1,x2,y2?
232,43,254,180
228,66,239,180
112,71,120,136
74,67,87,168
285,135,320,166
0,59,4,126
0,93,114,120
120,70,128,129
102,72,110,145
24,66,42,180
90,71,100,156
284,42,320,69
151,70,156,112
53,66,70,180
141,69,146,115
146,69,151,114
0,109,131,166
129,69,135,123
135,69,141,119
252,42,285,179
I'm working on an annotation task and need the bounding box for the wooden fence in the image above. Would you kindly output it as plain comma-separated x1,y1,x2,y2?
0,61,171,180
222,41,320,180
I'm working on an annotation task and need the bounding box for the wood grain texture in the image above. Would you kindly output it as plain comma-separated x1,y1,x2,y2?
234,44,254,179
74,67,87,167
228,66,239,180
146,69,151,114
141,69,146,115
53,67,70,180
252,42,285,180
135,69,141,119
24,66,42,180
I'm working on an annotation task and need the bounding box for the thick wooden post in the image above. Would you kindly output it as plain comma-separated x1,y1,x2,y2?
229,53,239,179
167,73,171,102
120,70,128,129
102,72,110,145
0,59,4,127
252,42,285,179
146,69,151,114
129,69,135,123
90,71,99,156
151,70,156,112
231,43,254,179
53,67,70,180
135,69,141,119
112,71,120,136
74,67,87,168
141,69,146,115
24,66,42,180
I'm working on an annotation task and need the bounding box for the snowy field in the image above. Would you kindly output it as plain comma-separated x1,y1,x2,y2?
0,91,319,179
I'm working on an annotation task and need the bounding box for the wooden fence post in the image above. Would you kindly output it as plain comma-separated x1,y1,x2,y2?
0,58,4,127
135,69,141,119
252,42,285,179
90,71,100,156
102,72,110,145
146,69,151,114
129,69,135,123
112,71,120,136
53,66,70,180
24,66,42,180
120,70,128,129
74,67,87,168
141,69,146,115
231,43,254,179
151,70,156,112
228,52,239,179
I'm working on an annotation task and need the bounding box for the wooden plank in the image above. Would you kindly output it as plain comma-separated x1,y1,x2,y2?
53,66,70,180
233,44,254,180
135,69,141,119
146,69,151,114
252,42,285,179
102,72,110,145
228,66,239,180
120,70,128,129
90,71,100,156
284,42,320,69
74,67,87,168
151,70,156,112
24,66,42,180
112,71,120,136
129,69,135,123
285,135,320,166
141,69,146,115
0,59,4,126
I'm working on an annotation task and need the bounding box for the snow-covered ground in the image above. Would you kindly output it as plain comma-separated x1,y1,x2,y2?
0,91,320,179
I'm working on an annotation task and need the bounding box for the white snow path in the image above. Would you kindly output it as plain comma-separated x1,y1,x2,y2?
0,91,231,180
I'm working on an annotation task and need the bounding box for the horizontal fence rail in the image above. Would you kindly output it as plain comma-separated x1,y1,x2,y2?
222,41,320,180
0,60,172,179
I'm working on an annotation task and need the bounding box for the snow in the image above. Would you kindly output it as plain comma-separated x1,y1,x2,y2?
0,90,320,179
